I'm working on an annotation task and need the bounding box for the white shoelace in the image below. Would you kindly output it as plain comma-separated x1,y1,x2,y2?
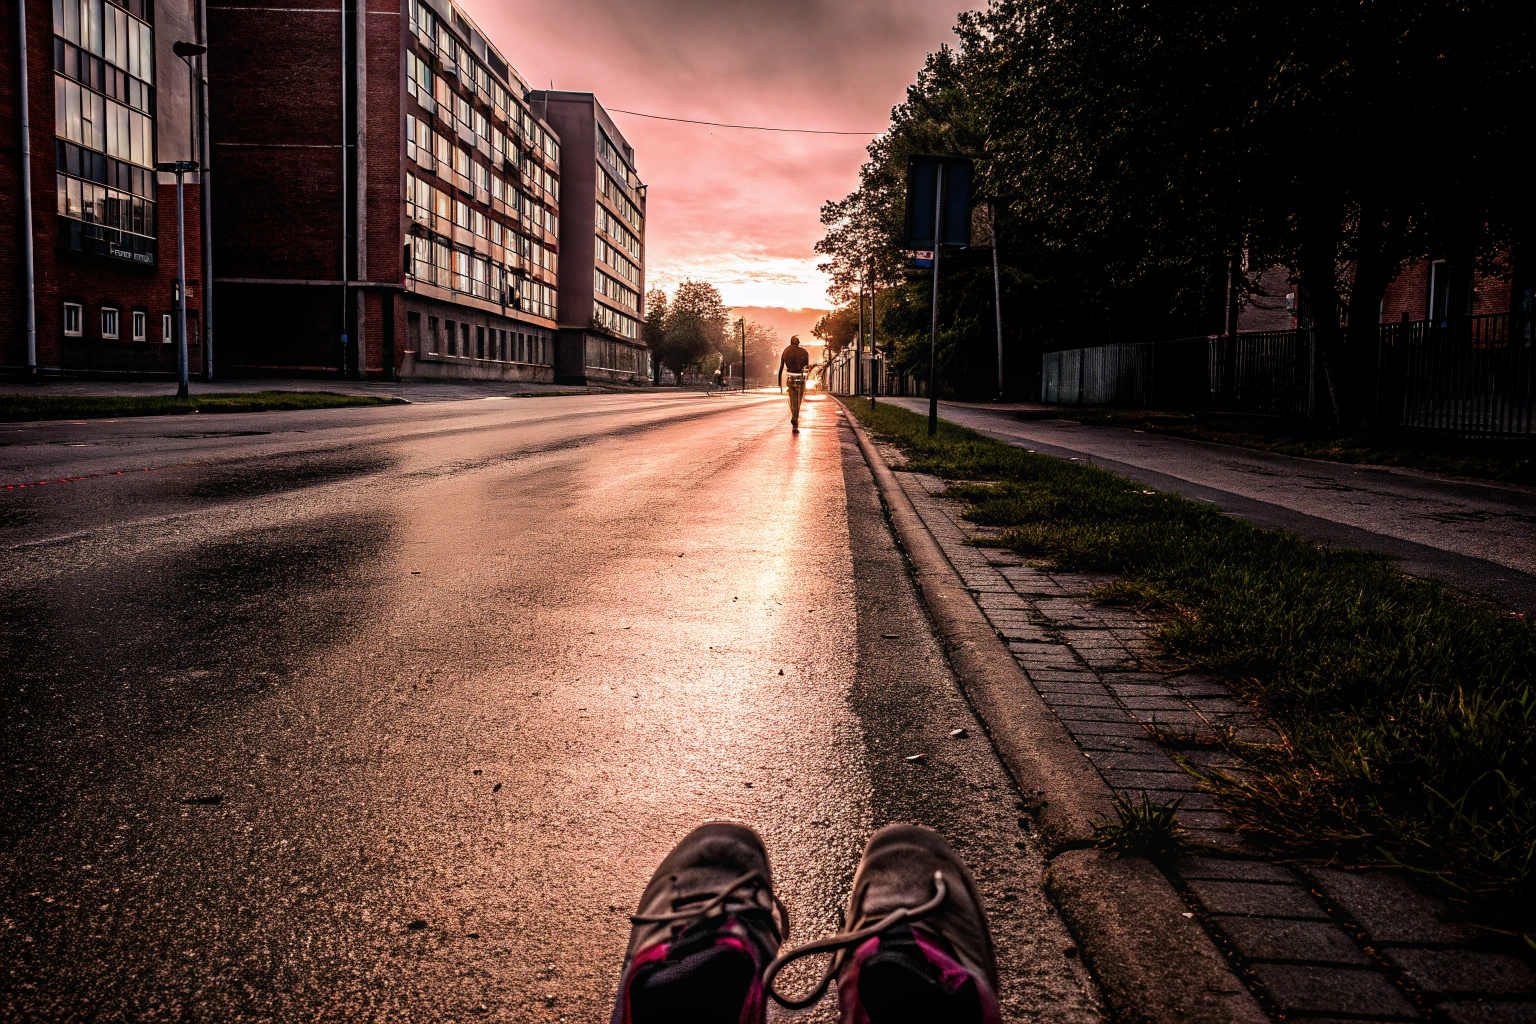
763,871,949,1010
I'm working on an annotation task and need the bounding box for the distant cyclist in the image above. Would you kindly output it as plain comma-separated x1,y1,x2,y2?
778,336,811,432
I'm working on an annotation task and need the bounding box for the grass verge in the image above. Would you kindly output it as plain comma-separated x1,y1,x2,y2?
845,397,1536,931
0,391,408,422
1063,407,1536,487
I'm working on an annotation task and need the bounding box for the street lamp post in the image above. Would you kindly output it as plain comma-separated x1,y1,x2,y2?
172,38,212,382
738,318,746,392
164,41,206,400
155,158,199,398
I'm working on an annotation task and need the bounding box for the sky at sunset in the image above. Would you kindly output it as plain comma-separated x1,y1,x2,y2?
461,0,965,318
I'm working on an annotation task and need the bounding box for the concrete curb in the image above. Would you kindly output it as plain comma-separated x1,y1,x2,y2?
1048,849,1270,1024
838,404,1112,847
837,400,1269,1024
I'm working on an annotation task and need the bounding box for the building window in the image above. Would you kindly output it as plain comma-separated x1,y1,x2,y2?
453,249,470,292
63,301,83,335
100,306,119,339
53,0,159,266
131,309,145,341
162,311,172,342
476,324,485,359
427,315,439,353
459,321,469,355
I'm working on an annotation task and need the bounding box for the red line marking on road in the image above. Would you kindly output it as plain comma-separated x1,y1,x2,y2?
4,467,164,489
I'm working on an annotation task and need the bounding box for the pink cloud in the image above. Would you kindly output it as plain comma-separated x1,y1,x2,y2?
459,0,963,307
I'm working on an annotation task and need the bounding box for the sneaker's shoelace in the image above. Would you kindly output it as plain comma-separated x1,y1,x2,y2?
762,870,949,1010
630,869,789,939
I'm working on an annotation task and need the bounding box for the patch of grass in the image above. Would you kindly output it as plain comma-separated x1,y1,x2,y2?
1092,793,1186,858
1066,408,1536,486
0,391,408,422
844,397,1536,929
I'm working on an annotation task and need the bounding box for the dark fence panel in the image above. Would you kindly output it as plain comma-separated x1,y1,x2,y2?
1045,332,1313,417
1215,329,1313,418
1044,317,1534,434
1378,314,1534,435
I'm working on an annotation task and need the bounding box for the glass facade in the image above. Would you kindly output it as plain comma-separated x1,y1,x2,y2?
592,132,643,345
402,0,559,329
52,0,158,265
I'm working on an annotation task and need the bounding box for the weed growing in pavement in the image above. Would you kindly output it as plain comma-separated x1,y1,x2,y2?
845,397,1536,929
1092,793,1186,858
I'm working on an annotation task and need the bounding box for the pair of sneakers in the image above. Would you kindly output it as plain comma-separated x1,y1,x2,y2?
612,822,1001,1024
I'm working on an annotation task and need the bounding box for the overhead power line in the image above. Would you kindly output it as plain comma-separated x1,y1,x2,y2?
605,108,882,136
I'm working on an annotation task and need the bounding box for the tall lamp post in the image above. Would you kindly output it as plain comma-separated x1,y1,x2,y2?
738,318,746,392
169,40,206,397
172,37,213,382
155,158,199,397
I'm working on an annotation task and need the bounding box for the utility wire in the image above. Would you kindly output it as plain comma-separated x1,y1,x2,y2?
606,108,882,135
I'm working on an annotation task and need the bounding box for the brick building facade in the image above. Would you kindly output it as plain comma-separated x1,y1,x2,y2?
208,0,567,380
3,0,206,376
1380,257,1516,324
1236,255,1526,332
529,91,648,384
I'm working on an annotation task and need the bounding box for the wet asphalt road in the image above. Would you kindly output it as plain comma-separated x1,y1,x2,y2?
0,392,1098,1023
889,398,1536,614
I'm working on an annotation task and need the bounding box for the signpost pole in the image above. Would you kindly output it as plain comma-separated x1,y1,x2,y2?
927,163,945,436
990,201,1004,401
868,267,878,408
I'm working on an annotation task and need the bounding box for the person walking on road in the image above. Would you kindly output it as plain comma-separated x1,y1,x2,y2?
778,336,811,433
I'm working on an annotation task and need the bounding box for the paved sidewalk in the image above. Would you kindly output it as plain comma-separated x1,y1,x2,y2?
885,452,1536,1023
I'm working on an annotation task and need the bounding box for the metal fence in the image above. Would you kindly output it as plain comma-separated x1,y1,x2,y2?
1377,313,1534,434
1209,329,1314,418
1042,316,1535,434
1041,337,1219,408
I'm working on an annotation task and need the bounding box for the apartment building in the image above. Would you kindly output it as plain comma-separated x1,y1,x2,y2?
530,91,648,384
2,0,206,375
207,0,561,379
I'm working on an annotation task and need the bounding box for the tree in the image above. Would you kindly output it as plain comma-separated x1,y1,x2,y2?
661,280,730,380
740,320,780,388
811,306,859,356
816,0,1534,412
644,289,669,384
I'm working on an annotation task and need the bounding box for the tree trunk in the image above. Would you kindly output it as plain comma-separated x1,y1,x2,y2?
1345,207,1396,425
1297,216,1345,426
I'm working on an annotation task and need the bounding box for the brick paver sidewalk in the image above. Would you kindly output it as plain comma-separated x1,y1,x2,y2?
891,462,1536,1024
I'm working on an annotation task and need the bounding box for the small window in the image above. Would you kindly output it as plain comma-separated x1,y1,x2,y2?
132,310,147,342
63,302,82,336
162,313,173,343
101,307,120,340
445,319,457,354
428,315,439,353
